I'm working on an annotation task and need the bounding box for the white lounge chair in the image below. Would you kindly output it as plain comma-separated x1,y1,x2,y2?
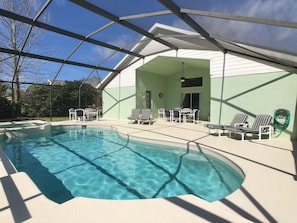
138,109,153,125
205,114,248,136
226,114,272,140
128,109,141,124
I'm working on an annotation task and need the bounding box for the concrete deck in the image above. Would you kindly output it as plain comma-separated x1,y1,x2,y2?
0,120,296,222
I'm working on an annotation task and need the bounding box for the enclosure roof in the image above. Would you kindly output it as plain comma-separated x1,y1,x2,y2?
0,0,296,85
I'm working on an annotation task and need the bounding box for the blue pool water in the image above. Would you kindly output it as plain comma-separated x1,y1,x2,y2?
1,127,244,203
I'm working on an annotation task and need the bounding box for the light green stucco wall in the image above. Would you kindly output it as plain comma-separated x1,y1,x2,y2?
210,70,297,139
102,86,136,120
136,65,210,120
102,61,296,139
136,71,164,118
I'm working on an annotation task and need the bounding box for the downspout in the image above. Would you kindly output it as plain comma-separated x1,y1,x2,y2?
218,52,226,125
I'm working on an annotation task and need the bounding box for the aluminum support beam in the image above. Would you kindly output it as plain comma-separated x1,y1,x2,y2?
0,9,143,59
0,47,116,72
158,0,226,53
69,0,178,51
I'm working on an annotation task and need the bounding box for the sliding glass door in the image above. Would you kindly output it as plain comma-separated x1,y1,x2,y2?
182,93,199,110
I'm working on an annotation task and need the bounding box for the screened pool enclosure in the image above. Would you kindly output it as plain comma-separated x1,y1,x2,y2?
0,0,296,120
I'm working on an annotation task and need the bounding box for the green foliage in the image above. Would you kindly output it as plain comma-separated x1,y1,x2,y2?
22,80,97,117
0,82,9,97
23,85,50,117
0,97,11,119
0,80,98,118
0,82,11,119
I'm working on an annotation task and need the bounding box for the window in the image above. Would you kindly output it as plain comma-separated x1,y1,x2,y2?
181,77,202,88
145,91,151,109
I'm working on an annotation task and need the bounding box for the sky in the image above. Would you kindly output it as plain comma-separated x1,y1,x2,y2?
0,0,296,84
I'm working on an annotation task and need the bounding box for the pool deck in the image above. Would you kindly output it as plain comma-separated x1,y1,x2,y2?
0,119,296,222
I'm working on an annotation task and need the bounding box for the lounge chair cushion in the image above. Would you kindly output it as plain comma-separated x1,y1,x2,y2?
205,124,225,130
205,114,248,130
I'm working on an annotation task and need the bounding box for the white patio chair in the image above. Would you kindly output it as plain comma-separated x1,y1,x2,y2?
75,108,85,121
158,108,165,120
84,108,99,121
185,109,199,124
68,108,75,120
172,108,181,123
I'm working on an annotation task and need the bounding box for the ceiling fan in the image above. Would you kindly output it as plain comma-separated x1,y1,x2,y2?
180,62,186,83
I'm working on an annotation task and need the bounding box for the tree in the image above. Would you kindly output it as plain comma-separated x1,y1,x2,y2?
0,81,11,119
85,71,102,109
0,81,9,97
23,80,97,117
56,80,97,114
0,0,50,117
23,84,50,117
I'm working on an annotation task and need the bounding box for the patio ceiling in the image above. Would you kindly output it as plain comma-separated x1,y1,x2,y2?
0,0,296,85
137,56,209,76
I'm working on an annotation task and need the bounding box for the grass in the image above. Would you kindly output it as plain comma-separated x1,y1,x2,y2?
0,117,69,122
39,117,69,122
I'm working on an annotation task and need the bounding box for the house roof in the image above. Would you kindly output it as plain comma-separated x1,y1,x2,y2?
0,0,296,86
96,23,217,89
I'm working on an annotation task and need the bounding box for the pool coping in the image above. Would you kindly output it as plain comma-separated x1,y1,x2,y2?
1,120,296,222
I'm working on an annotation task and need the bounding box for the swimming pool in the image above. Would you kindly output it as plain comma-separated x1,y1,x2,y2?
1,126,244,203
